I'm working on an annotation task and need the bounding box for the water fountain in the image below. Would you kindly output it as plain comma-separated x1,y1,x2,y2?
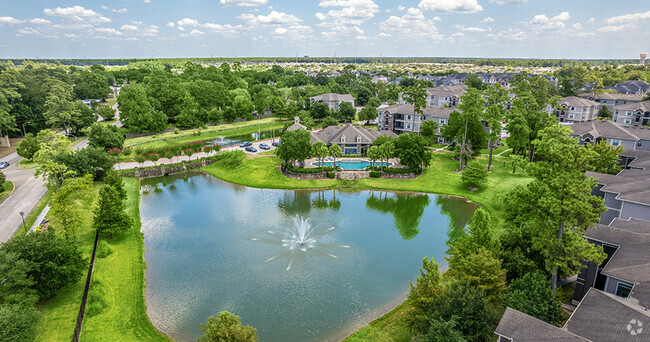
253,216,349,270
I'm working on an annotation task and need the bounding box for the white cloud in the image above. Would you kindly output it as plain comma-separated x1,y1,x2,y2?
101,5,109,10
571,23,582,30
176,18,243,36
598,25,625,32
120,21,159,36
189,29,204,36
552,12,570,21
455,25,486,32
0,16,24,24
528,12,570,32
272,24,312,40
220,0,268,6
96,27,122,35
451,32,465,37
316,0,379,25
587,17,595,24
487,28,524,40
378,32,390,37
481,17,494,23
112,8,128,13
381,7,443,38
29,18,52,24
432,16,441,21
166,22,175,27
489,0,526,4
418,0,482,13
238,11,302,26
43,6,111,24
604,10,650,25
16,26,57,38
143,0,151,3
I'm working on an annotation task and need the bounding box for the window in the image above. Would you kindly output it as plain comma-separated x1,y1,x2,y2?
340,136,345,143
627,111,633,116
571,106,575,111
355,135,361,143
625,119,631,124
569,114,575,119
583,107,587,111
440,119,445,124
612,139,620,146
407,115,411,120
616,282,633,298
406,123,411,129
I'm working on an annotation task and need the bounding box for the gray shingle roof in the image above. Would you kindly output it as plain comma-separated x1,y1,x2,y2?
569,121,639,141
310,93,355,103
495,307,590,341
614,101,650,112
564,289,650,342
380,104,455,119
426,84,467,97
579,93,646,102
560,96,600,108
310,124,396,145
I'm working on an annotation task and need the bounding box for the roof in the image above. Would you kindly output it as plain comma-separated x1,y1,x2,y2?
585,218,650,286
578,93,646,102
310,93,355,103
569,121,639,141
564,289,650,341
604,80,650,95
287,122,306,131
380,103,455,119
426,84,467,97
613,101,650,112
310,124,397,145
495,307,590,341
560,96,600,108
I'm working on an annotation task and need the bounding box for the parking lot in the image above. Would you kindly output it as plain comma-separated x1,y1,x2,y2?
223,138,280,155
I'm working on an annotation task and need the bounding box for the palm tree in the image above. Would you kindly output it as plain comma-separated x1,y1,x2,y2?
329,144,342,169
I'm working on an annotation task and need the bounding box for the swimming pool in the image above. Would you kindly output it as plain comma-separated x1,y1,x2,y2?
314,160,392,170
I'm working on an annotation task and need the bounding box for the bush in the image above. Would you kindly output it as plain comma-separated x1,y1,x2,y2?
369,170,381,178
95,240,114,258
284,164,327,173
0,171,5,185
85,278,107,317
173,128,179,135
461,160,488,188
214,150,246,167
326,171,335,178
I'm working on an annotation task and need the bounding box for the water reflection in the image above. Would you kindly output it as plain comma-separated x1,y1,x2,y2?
365,192,431,240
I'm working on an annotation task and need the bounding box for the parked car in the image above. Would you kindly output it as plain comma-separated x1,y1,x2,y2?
272,141,280,147
245,146,258,153
259,143,270,150
239,142,253,147
0,161,9,169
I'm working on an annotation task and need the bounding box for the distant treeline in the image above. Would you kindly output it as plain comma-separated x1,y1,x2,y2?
0,57,640,68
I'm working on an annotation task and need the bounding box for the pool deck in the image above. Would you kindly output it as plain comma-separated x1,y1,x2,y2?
305,157,402,170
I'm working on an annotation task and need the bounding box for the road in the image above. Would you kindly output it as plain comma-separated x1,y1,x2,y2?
0,88,122,242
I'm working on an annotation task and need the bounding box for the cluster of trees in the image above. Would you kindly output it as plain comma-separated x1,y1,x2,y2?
406,123,611,340
0,62,114,138
554,63,650,95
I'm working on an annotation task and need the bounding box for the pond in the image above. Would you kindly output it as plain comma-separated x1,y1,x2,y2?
139,173,478,342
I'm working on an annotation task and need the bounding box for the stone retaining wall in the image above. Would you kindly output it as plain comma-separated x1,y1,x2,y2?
280,168,329,180
280,168,419,180
122,159,216,178
380,171,420,179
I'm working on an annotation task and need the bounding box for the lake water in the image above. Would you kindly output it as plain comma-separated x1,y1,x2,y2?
139,173,477,342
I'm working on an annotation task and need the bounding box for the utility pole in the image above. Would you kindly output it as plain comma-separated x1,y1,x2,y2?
459,117,469,172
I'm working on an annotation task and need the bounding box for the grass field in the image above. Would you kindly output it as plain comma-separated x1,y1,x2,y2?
34,180,168,341
0,181,14,203
11,191,50,239
125,117,286,148
344,301,411,342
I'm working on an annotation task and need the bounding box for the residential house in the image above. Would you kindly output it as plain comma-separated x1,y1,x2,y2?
555,97,601,122
397,85,467,108
612,101,650,126
604,80,650,95
569,120,650,151
310,124,397,155
286,116,307,131
578,92,645,109
309,93,355,111
377,103,453,142
495,307,589,342
81,99,101,108
371,75,389,83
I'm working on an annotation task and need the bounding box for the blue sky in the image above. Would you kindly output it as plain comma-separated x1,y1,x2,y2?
0,0,648,59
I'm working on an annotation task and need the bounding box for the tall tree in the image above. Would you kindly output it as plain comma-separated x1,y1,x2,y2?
328,144,342,167
506,272,563,324
48,174,94,239
442,88,487,170
198,311,258,342
276,129,312,167
585,140,623,174
43,80,79,133
311,142,329,167
88,123,125,150
420,120,439,144
93,185,133,238
402,81,428,131
393,133,432,172
118,83,168,133
405,257,444,334
338,101,356,122
483,84,509,171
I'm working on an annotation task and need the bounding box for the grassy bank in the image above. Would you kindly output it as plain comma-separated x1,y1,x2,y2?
80,178,169,341
11,191,51,239
0,181,14,203
34,180,168,341
344,301,412,342
125,117,285,148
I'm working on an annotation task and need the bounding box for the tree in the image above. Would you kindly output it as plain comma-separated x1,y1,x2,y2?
503,124,607,300
402,81,428,131
0,171,4,185
104,170,126,198
442,88,487,171
447,209,498,269
93,185,133,238
464,74,485,90
33,130,73,189
358,104,377,124
118,83,168,133
0,304,38,342
597,104,612,119
507,272,563,324
328,144,341,167
483,84,509,171
198,311,258,342
96,105,116,121
73,70,110,100
367,145,380,168
434,280,495,342
393,133,432,171
48,174,94,239
586,140,623,174
378,141,394,171
321,115,338,128
447,249,507,304
276,129,312,167
420,120,439,144
338,101,356,122
311,142,329,167
43,80,79,133
0,230,87,300
0,250,37,307
405,257,444,334
88,123,125,150
309,102,329,119
461,160,488,189
70,101,97,134
0,93,17,137
15,132,39,160
416,317,466,342
55,147,115,181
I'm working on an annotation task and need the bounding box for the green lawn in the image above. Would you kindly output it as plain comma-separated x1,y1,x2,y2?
0,181,14,203
17,159,38,169
344,301,412,342
125,117,286,148
34,180,168,341
12,191,50,239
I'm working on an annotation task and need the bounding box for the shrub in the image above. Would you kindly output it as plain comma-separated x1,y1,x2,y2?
85,278,108,317
214,150,246,167
0,171,5,185
461,160,488,189
369,170,381,178
121,148,132,156
95,240,114,259
326,172,336,178
173,128,179,135
134,154,146,164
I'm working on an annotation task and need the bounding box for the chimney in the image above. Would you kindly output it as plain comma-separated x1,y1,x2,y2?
295,116,300,124
641,53,648,65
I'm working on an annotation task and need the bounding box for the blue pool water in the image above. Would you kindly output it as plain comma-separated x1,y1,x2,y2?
314,160,391,170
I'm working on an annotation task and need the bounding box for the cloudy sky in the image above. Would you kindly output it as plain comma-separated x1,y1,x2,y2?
0,0,648,59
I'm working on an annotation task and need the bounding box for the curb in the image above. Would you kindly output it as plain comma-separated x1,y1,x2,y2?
0,180,16,205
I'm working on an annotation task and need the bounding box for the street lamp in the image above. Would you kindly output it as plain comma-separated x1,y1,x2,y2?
22,122,27,137
19,211,26,232
66,133,78,151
